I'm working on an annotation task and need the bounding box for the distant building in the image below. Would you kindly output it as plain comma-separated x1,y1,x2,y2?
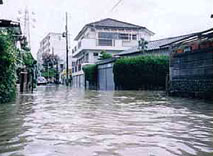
37,33,66,77
72,18,154,88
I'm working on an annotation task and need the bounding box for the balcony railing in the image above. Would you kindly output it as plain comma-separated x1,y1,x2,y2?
97,39,115,47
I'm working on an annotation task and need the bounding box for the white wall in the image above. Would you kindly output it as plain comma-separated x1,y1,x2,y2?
73,39,139,57
49,34,66,61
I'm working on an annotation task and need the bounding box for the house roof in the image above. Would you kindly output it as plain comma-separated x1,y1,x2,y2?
87,18,145,29
0,19,22,35
74,18,154,40
162,28,213,47
96,57,117,65
117,34,193,56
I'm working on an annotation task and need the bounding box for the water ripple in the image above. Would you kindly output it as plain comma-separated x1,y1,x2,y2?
0,86,212,156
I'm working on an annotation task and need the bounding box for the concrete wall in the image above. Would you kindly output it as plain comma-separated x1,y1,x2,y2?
169,48,213,99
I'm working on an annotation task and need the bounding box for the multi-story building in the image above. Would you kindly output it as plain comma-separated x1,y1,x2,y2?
72,18,154,88
37,33,67,79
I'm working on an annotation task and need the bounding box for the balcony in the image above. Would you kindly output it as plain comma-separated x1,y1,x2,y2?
72,38,138,57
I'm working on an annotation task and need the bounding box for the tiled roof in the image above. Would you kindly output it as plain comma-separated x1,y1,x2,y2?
117,34,192,56
87,18,145,29
74,18,154,40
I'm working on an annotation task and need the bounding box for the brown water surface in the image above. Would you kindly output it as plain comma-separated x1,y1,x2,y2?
0,86,212,156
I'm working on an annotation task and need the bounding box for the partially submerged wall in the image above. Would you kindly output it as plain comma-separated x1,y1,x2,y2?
169,48,213,99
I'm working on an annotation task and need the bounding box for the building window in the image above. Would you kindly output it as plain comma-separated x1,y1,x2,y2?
119,33,129,40
93,53,98,56
98,32,117,39
98,39,113,46
78,64,81,71
91,28,95,32
132,34,137,40
72,62,75,66
78,41,81,48
86,53,89,63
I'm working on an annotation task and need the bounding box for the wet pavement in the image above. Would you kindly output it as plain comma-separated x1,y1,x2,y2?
0,85,213,156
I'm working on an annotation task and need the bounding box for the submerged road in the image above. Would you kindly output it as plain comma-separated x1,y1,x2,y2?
0,86,212,156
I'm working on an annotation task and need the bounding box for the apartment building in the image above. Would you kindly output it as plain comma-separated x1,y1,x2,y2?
72,18,154,88
37,33,67,78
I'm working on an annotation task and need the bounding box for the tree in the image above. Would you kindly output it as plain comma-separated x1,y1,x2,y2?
138,38,148,52
41,53,60,81
0,31,17,103
42,53,59,68
99,51,112,60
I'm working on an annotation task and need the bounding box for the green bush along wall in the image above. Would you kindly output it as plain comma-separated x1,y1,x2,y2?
113,55,169,90
83,64,98,88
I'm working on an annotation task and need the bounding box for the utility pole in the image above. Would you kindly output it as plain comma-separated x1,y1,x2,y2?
65,12,69,86
18,7,36,48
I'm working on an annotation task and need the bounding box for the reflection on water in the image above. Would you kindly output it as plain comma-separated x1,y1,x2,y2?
0,86,213,156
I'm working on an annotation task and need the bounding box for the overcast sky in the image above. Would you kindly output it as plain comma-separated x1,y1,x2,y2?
0,0,212,58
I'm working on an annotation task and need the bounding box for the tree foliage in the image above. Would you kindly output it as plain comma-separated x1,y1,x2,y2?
82,64,97,86
41,53,59,79
41,68,57,78
113,55,169,90
99,51,112,60
42,53,59,67
0,32,17,103
138,38,148,52
22,51,36,68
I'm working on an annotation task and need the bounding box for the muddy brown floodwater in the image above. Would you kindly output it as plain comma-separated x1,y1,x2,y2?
0,85,212,156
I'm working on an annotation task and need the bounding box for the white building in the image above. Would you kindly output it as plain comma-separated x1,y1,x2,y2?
72,18,154,88
37,33,67,79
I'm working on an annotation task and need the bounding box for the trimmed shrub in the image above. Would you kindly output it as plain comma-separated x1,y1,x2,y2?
99,51,112,60
83,64,98,88
0,33,17,103
113,55,169,90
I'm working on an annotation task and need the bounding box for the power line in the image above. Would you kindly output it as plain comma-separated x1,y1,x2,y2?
110,0,123,13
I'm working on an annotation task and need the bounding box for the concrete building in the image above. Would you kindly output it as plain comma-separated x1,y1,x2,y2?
72,18,154,88
37,33,67,79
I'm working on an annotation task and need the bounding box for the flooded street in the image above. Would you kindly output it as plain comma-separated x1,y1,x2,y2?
0,86,213,156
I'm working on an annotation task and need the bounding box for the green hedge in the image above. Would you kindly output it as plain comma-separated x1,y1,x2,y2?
0,33,17,103
83,64,97,88
113,55,169,90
